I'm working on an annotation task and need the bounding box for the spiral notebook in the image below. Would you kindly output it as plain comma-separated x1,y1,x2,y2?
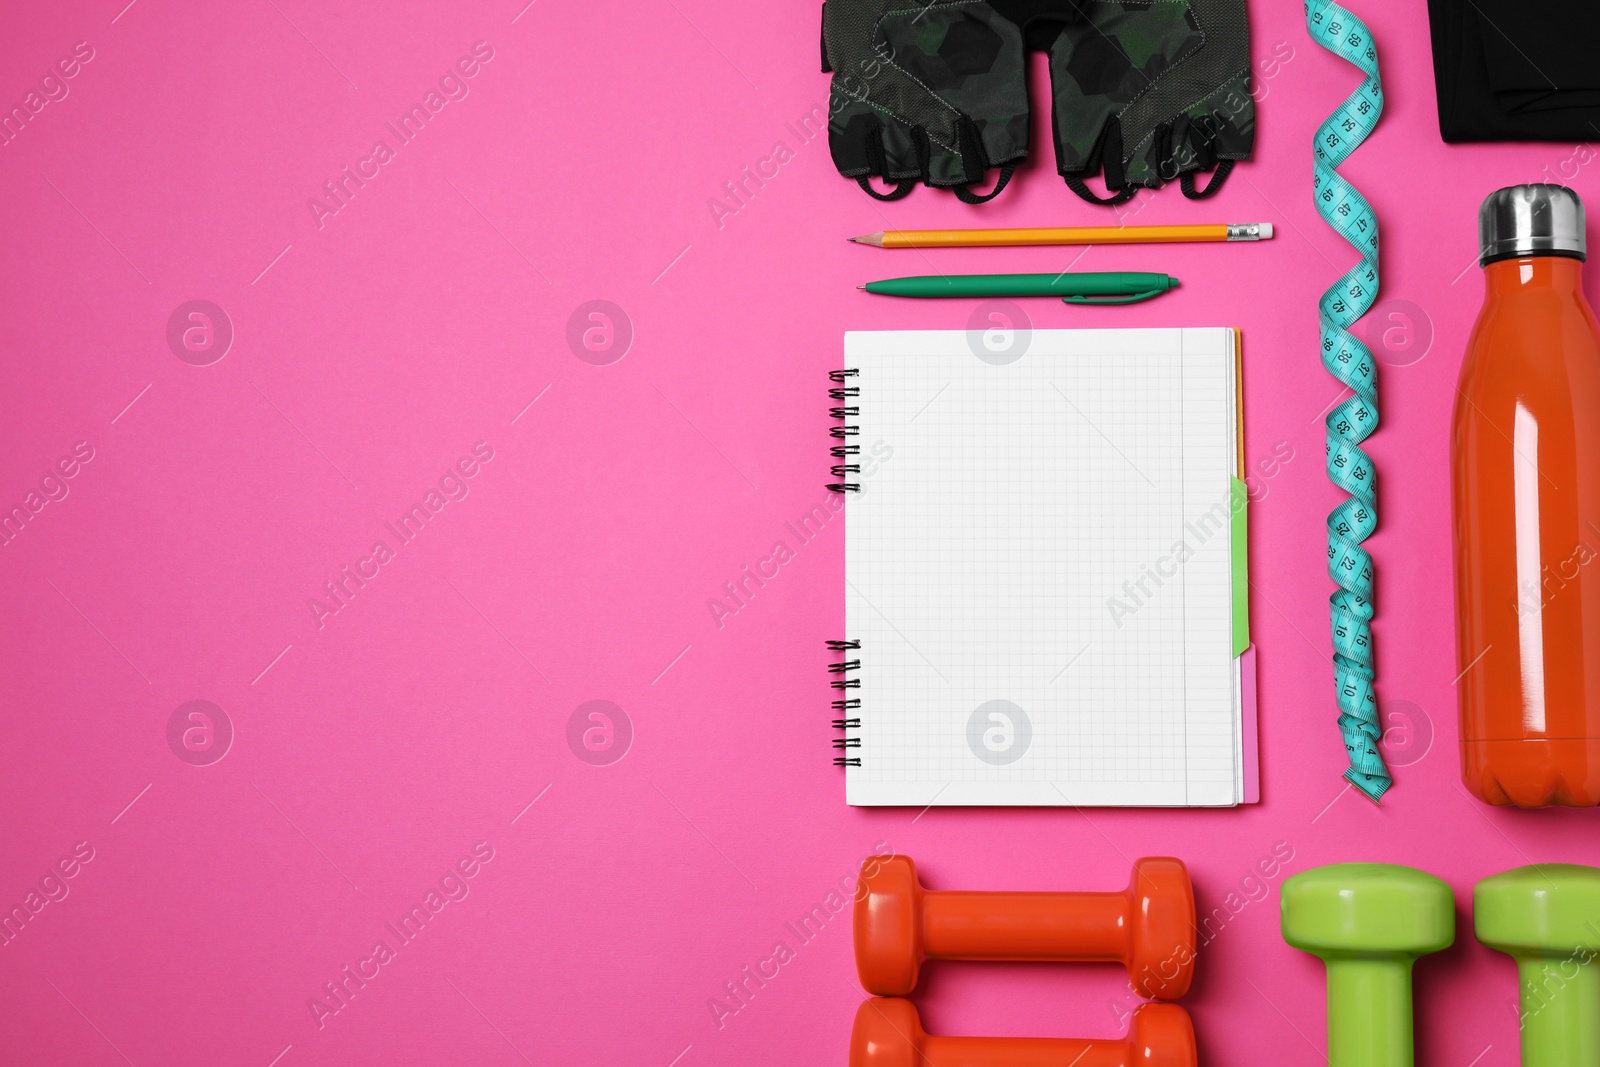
829,328,1258,807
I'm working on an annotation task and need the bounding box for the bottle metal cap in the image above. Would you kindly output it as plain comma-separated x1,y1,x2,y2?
1479,184,1586,266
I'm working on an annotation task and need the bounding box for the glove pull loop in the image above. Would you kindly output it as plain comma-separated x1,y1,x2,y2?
948,117,1010,204
856,176,915,201
1064,176,1135,205
1180,159,1234,199
856,121,916,200
1177,114,1232,199
1062,120,1133,206
953,164,1015,204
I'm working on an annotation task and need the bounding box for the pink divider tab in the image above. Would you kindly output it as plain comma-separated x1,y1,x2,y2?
1241,644,1260,804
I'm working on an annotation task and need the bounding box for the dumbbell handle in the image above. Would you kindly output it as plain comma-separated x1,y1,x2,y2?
1324,959,1416,1067
919,1033,1140,1067
922,890,1127,961
1513,955,1600,1065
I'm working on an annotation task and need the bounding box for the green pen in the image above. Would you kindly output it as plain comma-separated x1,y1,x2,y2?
859,270,1180,305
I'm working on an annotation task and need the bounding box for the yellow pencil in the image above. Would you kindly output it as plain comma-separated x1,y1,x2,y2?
849,222,1274,248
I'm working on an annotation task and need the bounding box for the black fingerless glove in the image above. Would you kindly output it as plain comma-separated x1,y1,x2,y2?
822,0,1255,206
823,0,1029,203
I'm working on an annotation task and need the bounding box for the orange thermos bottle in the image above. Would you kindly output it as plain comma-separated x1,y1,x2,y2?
1453,184,1600,806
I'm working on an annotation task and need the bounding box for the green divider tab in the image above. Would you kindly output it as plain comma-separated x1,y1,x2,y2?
1231,477,1249,657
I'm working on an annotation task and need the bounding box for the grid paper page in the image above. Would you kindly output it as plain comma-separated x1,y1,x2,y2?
844,328,1240,807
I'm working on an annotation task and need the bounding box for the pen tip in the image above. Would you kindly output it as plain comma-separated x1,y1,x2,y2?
856,284,865,290
1170,277,1180,287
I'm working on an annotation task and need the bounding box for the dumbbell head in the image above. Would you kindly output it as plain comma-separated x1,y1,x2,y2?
849,997,1196,1067
854,855,924,995
1475,863,1600,956
849,997,923,1067
1282,864,1454,1067
1476,865,1600,1067
1124,1002,1198,1067
1125,857,1196,998
1282,863,1454,959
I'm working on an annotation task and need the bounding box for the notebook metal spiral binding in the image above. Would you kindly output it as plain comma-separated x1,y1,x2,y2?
828,369,861,493
828,639,861,766
828,375,863,765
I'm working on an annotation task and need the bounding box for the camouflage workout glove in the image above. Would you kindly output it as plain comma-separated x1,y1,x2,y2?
822,0,1029,202
1051,0,1254,204
821,0,1254,205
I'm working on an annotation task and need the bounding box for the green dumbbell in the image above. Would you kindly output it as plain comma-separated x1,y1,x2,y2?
1476,864,1600,1067
1281,863,1454,1067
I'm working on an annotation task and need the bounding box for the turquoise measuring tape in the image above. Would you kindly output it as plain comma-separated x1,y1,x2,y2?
1306,0,1389,802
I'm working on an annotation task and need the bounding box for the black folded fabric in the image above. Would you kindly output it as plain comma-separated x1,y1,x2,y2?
1429,0,1600,141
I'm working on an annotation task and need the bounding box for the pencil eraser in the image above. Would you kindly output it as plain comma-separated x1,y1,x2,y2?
1258,223,1274,239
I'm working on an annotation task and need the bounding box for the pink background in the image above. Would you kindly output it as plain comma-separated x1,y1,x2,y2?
1,0,1595,1064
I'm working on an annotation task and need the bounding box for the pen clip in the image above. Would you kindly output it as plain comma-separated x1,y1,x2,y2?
1063,288,1164,305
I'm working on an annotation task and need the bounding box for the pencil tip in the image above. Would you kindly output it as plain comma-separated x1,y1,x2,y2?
847,236,860,243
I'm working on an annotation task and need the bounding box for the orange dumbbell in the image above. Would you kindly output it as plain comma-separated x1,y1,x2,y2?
854,855,1195,998
850,997,1196,1067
